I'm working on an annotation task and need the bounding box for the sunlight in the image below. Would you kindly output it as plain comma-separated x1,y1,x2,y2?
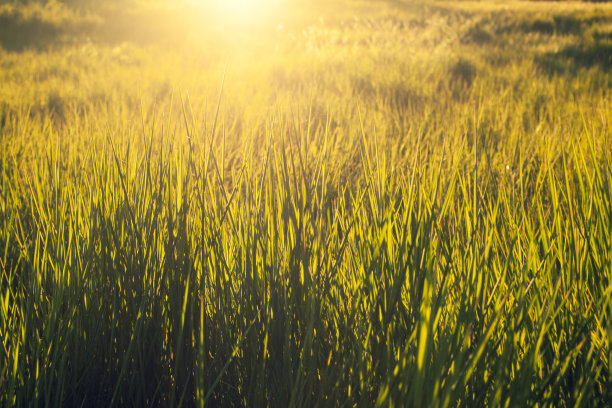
215,0,262,15
188,0,285,25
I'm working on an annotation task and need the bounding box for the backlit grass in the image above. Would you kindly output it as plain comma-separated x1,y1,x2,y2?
1,0,612,406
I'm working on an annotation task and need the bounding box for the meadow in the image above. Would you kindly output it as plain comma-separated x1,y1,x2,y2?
1,0,612,406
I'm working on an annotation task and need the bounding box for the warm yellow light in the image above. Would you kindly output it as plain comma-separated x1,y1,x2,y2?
188,0,285,25
216,0,261,15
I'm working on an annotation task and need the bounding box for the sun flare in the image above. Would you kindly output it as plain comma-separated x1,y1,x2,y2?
190,0,285,25
215,0,262,14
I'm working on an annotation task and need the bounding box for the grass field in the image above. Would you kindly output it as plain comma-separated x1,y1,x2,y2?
1,0,612,406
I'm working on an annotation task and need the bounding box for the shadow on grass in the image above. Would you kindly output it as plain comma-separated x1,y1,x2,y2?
537,41,612,74
520,15,583,36
0,13,63,51
462,14,611,48
496,14,612,37
0,11,173,52
0,5,201,52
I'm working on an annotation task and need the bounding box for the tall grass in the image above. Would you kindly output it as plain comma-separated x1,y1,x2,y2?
1,0,612,406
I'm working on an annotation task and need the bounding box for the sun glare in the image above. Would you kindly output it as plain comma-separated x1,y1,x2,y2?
216,0,261,14
190,0,285,25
